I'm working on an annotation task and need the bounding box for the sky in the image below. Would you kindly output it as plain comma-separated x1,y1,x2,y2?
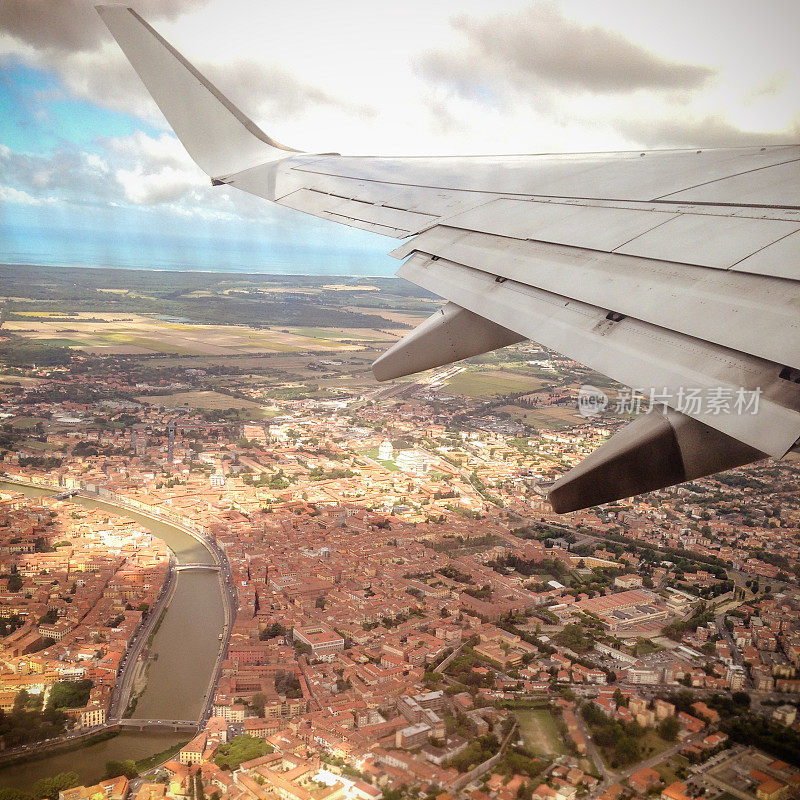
0,0,798,276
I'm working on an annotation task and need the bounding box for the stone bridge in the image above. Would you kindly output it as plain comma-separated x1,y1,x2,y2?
111,718,199,732
174,563,220,572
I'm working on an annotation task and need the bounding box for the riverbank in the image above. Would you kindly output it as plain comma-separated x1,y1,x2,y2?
0,478,231,790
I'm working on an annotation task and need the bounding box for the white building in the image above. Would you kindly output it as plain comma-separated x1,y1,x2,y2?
378,440,394,461
395,449,430,474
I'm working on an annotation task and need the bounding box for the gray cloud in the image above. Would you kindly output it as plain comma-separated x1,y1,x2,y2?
206,60,377,123
616,114,799,148
0,145,117,201
0,3,376,135
0,0,209,53
419,2,714,98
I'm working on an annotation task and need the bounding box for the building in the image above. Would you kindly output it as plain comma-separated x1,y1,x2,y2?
378,440,393,461
293,624,345,658
396,722,432,749
79,704,106,728
661,783,693,800
627,666,660,685
242,423,268,443
614,574,644,590
773,704,797,726
395,450,430,475
726,664,746,690
179,733,206,765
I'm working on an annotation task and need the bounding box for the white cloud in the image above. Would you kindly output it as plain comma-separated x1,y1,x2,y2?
0,185,55,205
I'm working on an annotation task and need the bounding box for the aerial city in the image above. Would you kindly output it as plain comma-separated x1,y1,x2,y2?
0,3,798,800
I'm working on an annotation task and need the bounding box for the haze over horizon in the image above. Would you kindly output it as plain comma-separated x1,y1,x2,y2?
1,0,798,274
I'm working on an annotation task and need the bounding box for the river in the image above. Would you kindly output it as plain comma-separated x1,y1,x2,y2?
0,480,226,791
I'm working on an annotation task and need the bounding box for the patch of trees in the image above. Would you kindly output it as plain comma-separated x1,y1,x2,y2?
274,670,302,699
463,584,492,600
18,456,63,471
0,690,70,747
663,602,715,641
554,623,595,654
6,570,23,592
447,733,500,772
0,340,72,367
436,565,474,584
581,703,644,768
259,622,286,640
47,679,93,710
0,612,24,636
104,759,138,779
214,734,272,770
722,713,800,765
309,467,354,481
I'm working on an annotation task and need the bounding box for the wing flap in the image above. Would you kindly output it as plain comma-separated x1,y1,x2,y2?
389,226,800,369
372,302,525,381
398,251,800,458
547,407,766,513
616,213,800,269
276,188,436,238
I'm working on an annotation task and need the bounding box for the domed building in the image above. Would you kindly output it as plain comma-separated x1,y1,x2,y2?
378,439,393,461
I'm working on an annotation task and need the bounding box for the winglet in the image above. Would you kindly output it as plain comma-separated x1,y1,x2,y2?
96,5,300,178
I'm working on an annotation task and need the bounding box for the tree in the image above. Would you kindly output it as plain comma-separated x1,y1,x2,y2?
251,692,267,717
104,760,138,779
732,691,751,708
31,772,79,800
7,572,22,592
47,679,93,710
658,716,680,742
214,735,272,770
614,735,639,766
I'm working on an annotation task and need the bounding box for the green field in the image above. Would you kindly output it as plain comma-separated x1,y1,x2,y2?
136,390,264,410
445,369,544,397
515,709,566,757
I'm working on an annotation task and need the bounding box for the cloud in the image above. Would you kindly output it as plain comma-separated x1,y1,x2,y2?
616,114,799,148
200,59,377,123
419,2,714,99
107,131,204,205
0,4,377,135
0,185,55,206
0,145,114,200
0,128,282,222
0,0,209,53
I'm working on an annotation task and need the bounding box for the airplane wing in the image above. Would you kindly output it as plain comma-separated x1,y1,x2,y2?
98,6,800,513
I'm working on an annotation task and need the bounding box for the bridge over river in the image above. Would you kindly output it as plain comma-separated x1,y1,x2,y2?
112,719,199,733
174,563,220,572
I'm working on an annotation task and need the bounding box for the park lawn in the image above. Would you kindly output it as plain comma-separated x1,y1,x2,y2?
136,390,264,410
638,730,673,761
655,755,689,785
515,709,566,757
495,404,581,430
362,448,400,471
445,369,544,398
10,417,44,429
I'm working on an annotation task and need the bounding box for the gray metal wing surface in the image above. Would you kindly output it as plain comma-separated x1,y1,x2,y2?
99,6,800,513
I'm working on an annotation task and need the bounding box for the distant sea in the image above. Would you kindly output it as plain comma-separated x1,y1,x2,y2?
0,222,397,276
